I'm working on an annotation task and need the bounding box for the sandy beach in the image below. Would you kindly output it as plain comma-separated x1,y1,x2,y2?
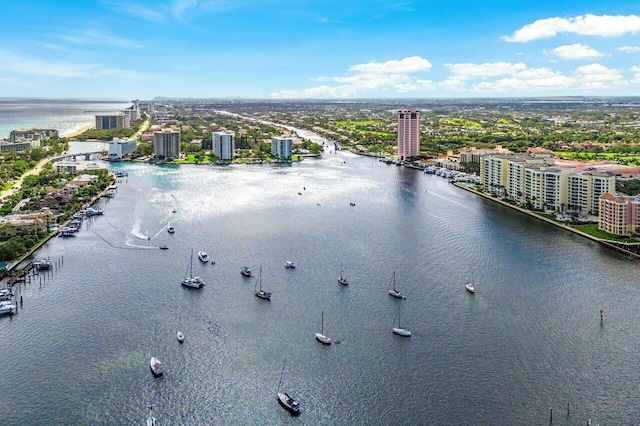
62,123,95,138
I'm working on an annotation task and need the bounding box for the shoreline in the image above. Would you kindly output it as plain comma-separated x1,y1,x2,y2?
453,182,640,260
62,123,95,138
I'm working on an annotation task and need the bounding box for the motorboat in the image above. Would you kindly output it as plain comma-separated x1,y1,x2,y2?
284,261,295,269
388,271,405,299
182,250,205,289
0,301,16,316
84,207,103,216
278,392,301,415
254,266,271,300
172,208,177,213
0,289,14,301
198,251,209,262
240,266,252,277
167,225,175,234
115,171,128,178
159,244,169,250
277,360,300,415
466,282,475,294
150,357,164,376
177,331,185,343
315,311,332,345
350,202,356,206
337,263,349,286
33,259,52,270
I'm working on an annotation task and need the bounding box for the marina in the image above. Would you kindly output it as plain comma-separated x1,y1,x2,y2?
0,151,639,424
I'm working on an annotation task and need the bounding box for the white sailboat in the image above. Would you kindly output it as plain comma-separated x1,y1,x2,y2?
277,360,300,415
181,249,204,289
146,405,157,426
388,271,405,299
254,266,271,300
392,306,411,337
315,311,332,345
337,263,349,286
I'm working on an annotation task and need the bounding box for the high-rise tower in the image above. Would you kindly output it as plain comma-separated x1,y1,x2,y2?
397,109,420,160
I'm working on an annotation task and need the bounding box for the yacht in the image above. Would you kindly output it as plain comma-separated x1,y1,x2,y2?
146,405,156,426
277,360,300,415
167,225,175,234
388,271,405,299
0,289,14,301
0,301,17,316
284,261,296,269
150,357,164,376
198,251,209,263
254,266,272,300
315,311,332,345
84,207,103,216
392,306,411,337
240,266,252,277
182,249,205,289
337,264,349,286
33,258,52,270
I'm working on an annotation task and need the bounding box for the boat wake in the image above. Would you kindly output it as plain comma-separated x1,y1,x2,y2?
93,230,156,250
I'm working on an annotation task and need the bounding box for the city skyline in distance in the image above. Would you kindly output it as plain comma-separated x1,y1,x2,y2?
2,1,640,99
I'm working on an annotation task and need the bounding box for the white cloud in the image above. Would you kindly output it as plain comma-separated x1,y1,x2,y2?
445,62,527,80
349,56,432,74
549,43,603,60
503,14,640,43
57,29,144,49
104,1,165,22
470,67,575,93
173,0,198,19
619,46,640,52
271,56,434,98
631,66,640,83
573,63,626,89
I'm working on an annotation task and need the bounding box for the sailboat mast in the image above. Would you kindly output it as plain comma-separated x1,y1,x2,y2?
321,311,324,335
277,360,285,392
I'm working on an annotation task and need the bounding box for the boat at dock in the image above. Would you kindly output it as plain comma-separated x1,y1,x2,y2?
84,207,103,216
33,258,52,270
0,301,17,316
115,171,128,178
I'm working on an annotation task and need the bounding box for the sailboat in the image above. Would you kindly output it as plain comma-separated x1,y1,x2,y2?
146,405,157,426
315,311,332,345
337,263,349,286
181,249,204,289
277,360,300,415
388,271,405,299
392,306,411,337
254,266,271,300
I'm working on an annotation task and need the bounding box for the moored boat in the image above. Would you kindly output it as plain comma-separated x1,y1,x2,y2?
337,263,349,286
284,261,295,269
392,306,411,337
177,331,185,343
315,311,332,345
167,225,175,234
198,251,209,262
241,266,252,277
150,357,164,376
388,271,405,299
277,360,300,415
182,249,205,289
254,266,271,300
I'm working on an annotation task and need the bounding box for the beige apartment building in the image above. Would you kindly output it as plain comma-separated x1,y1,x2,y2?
598,194,640,236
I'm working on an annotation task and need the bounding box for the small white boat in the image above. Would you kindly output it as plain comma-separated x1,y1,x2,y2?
337,263,349,286
177,331,185,343
198,251,209,262
254,266,272,300
159,244,168,250
240,266,252,277
388,271,405,299
392,306,411,337
172,208,177,213
146,405,156,426
150,357,164,376
315,311,332,345
284,261,296,269
466,283,475,294
0,302,16,316
167,225,175,234
277,360,300,415
33,258,52,270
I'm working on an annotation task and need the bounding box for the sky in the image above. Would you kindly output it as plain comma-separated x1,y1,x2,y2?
1,0,640,99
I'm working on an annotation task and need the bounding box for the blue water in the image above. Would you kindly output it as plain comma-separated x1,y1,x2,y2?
0,152,638,425
0,98,129,139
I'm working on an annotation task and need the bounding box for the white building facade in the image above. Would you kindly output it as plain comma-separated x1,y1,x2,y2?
271,136,293,160
212,131,235,161
108,138,137,161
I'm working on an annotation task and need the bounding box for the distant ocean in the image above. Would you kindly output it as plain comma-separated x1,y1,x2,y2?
0,98,131,140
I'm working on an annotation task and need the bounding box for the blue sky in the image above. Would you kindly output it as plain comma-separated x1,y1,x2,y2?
1,0,640,99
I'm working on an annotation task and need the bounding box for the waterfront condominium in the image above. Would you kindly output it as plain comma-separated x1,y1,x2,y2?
95,112,130,130
397,109,420,161
212,131,235,161
599,194,640,236
271,136,293,160
153,129,181,160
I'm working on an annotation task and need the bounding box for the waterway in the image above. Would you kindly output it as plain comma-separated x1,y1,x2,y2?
0,150,638,425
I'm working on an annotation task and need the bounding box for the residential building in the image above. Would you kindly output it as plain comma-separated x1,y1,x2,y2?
567,170,615,214
599,194,640,236
108,138,137,161
9,128,58,142
480,153,555,200
397,109,420,160
212,131,234,160
153,129,181,160
69,174,99,187
271,136,293,160
54,160,107,174
459,146,510,164
0,210,56,237
95,113,130,130
0,140,40,153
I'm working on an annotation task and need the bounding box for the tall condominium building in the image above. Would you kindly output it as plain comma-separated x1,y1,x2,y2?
567,170,615,214
9,128,58,143
599,194,640,236
271,136,293,160
397,109,420,160
95,113,130,130
212,131,235,161
153,130,181,160
108,138,137,161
